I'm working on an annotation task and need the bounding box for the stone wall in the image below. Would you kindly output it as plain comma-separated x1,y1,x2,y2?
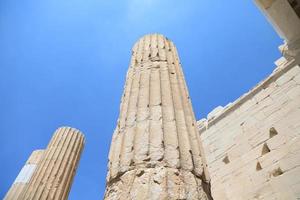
198,59,300,199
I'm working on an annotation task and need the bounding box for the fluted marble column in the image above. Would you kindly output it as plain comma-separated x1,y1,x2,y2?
4,150,44,200
105,34,211,200
20,127,85,200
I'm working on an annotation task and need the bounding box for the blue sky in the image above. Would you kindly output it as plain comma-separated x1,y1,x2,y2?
0,0,282,199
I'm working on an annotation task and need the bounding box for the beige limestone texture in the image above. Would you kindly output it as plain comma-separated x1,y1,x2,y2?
198,61,300,200
104,34,211,200
4,150,44,200
18,127,85,200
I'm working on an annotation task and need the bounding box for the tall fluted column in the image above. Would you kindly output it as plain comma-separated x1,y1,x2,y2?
21,127,85,200
105,34,211,200
4,150,44,200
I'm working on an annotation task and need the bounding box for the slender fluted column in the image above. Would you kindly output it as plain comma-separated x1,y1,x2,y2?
21,127,85,200
4,150,44,200
105,34,211,200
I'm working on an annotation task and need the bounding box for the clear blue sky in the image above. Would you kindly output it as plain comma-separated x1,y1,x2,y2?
0,0,282,199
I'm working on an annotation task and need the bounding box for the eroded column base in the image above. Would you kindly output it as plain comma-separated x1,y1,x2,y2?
105,167,210,200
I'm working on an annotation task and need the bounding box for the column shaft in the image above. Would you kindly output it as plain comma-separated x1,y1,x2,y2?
21,127,85,200
4,150,44,200
105,34,211,200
